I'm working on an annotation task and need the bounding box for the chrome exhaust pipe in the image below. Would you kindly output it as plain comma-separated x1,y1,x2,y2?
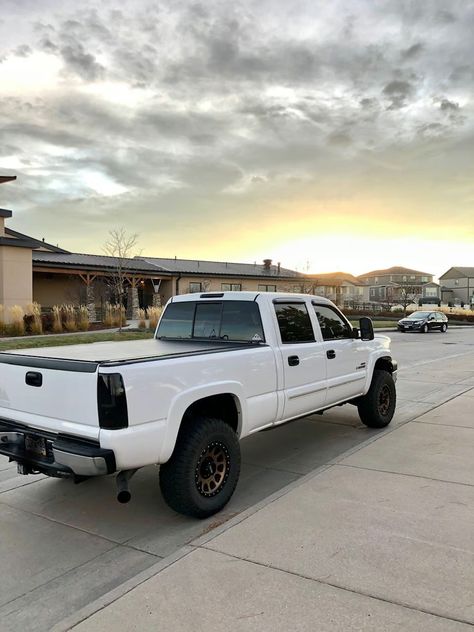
116,469,137,504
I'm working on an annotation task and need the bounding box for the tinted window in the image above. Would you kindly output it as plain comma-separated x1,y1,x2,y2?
157,301,264,342
156,302,195,338
193,303,222,338
274,303,315,343
313,305,352,340
407,311,431,319
220,302,264,342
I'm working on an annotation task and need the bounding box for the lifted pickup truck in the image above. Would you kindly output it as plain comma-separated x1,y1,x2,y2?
0,292,397,518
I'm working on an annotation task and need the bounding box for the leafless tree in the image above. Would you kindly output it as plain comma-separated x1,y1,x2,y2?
103,229,140,331
397,283,421,316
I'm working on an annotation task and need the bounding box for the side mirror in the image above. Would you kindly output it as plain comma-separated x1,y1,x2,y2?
359,317,374,341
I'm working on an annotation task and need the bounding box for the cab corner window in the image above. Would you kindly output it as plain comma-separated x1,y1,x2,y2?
313,305,352,340
275,303,315,343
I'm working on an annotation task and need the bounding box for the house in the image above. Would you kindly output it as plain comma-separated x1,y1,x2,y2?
305,272,369,306
0,184,305,320
439,267,474,306
358,266,434,304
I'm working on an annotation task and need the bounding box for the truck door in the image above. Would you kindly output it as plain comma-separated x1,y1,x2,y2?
273,300,327,420
312,303,368,405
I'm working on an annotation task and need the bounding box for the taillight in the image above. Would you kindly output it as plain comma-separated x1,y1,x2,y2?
97,373,128,429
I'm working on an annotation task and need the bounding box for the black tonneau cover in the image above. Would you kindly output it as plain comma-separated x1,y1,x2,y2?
0,339,258,372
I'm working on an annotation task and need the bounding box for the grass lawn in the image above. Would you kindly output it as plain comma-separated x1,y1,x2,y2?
0,331,153,352
349,320,398,329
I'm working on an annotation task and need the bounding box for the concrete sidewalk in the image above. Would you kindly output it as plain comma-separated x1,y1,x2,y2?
60,377,474,630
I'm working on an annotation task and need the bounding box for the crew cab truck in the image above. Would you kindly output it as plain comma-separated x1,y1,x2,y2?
0,293,397,518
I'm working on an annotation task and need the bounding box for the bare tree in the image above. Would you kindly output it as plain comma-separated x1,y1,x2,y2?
397,283,421,316
103,229,140,331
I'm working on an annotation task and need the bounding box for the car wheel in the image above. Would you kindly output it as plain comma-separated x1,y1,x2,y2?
159,417,241,519
441,323,447,333
421,324,429,333
357,370,396,428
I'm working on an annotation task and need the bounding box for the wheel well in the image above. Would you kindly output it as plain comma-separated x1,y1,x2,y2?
374,357,395,374
182,394,240,435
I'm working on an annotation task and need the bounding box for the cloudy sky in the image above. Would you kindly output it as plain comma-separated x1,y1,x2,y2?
1,0,473,277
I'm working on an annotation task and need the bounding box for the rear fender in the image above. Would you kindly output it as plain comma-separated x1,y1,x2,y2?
159,381,246,463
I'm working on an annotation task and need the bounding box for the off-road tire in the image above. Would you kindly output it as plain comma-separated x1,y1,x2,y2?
357,370,396,428
159,417,241,519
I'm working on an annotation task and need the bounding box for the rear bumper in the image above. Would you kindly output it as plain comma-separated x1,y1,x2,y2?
0,419,116,478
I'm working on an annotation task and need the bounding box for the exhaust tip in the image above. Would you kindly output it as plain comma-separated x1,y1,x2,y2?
117,490,131,504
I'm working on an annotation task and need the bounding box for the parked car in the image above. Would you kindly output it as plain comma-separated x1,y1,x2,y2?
398,311,448,333
0,292,397,518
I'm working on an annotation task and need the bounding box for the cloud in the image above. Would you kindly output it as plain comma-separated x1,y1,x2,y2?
0,0,473,266
382,80,413,109
439,98,459,111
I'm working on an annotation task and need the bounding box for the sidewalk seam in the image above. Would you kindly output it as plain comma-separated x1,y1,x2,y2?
337,463,474,488
198,547,474,628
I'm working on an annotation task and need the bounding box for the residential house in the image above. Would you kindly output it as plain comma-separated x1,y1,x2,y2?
305,272,369,307
0,194,305,320
439,267,474,306
358,266,434,305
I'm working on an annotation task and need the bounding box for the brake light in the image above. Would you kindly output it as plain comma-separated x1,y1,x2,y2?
97,373,128,429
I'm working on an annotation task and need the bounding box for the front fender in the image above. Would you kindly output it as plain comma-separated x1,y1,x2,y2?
159,381,246,463
364,353,397,394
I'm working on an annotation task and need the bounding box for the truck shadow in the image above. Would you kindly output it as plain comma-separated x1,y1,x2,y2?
0,404,383,555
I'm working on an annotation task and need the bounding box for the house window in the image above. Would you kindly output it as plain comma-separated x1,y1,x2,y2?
221,283,241,291
402,276,407,281
189,282,202,293
374,277,379,283
422,276,428,282
258,284,277,292
410,275,416,280
293,286,303,293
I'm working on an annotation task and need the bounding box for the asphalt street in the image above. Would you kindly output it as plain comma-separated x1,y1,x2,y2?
1,328,473,631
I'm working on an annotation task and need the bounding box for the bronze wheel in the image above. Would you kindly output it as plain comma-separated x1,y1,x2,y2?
195,441,230,497
159,417,241,518
377,384,391,416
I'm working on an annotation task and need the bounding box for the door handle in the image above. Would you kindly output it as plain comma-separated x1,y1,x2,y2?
326,350,336,360
288,355,300,366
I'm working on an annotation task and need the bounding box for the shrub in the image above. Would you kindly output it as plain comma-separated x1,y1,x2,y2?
137,308,147,329
77,306,89,331
147,306,162,331
103,303,126,328
63,305,77,332
103,303,114,327
25,302,43,335
41,312,55,333
52,306,63,333
7,305,25,336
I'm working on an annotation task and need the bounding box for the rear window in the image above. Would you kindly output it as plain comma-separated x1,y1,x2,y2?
157,301,265,342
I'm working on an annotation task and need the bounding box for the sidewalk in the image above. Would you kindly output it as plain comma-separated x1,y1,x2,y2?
59,369,474,630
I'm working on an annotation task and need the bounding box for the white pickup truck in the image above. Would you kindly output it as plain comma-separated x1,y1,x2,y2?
0,292,397,518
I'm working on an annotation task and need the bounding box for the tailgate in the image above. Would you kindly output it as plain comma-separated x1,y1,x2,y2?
0,354,100,440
